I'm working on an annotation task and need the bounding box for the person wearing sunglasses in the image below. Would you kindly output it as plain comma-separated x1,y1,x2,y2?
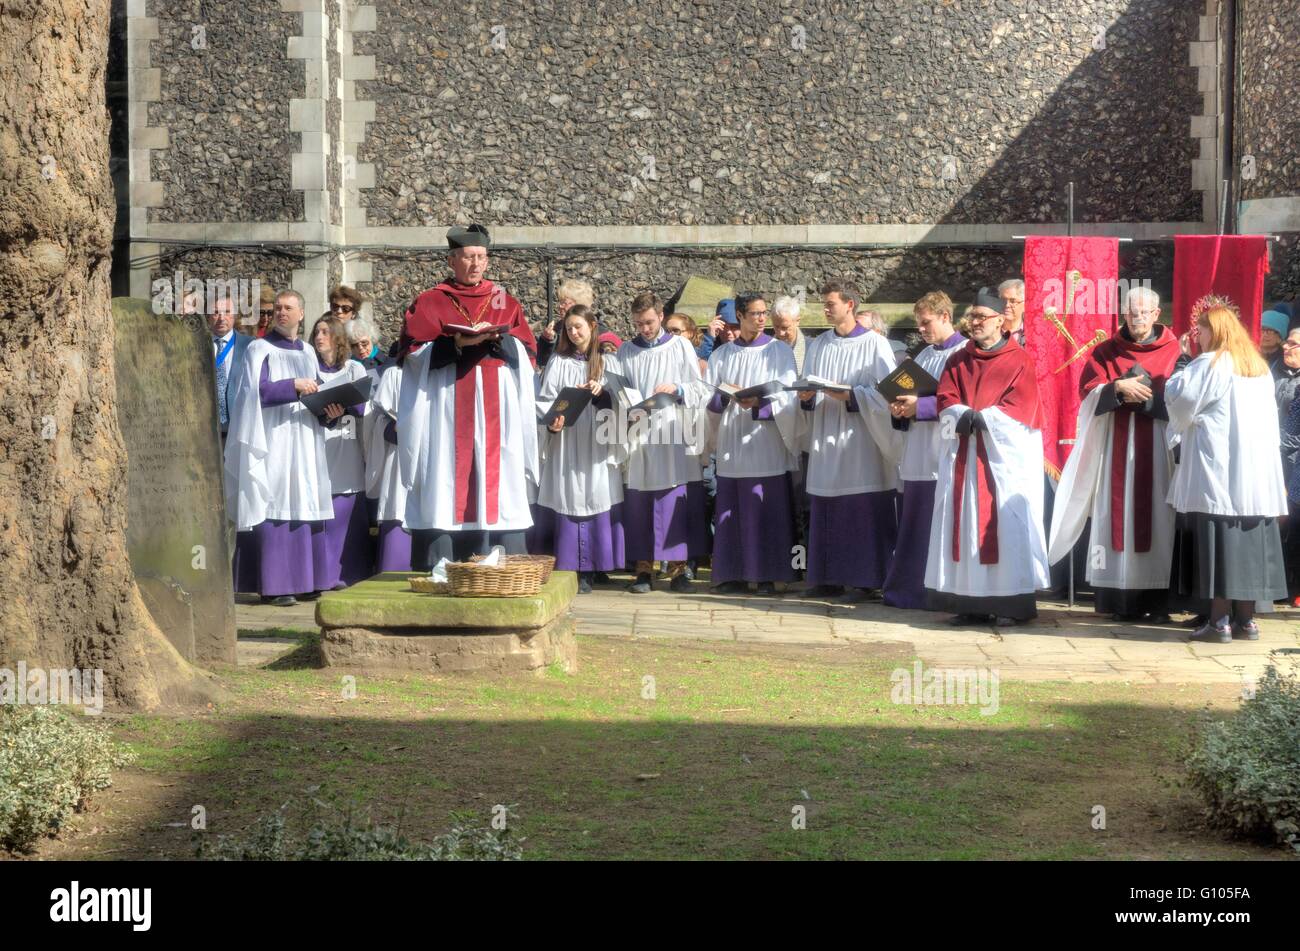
329,284,365,321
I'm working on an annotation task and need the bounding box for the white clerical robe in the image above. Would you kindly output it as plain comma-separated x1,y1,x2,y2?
536,353,624,517
396,335,538,532
317,359,368,495
706,336,799,478
614,334,710,492
1049,386,1176,590
926,406,1050,598
363,364,406,523
802,329,898,497
223,338,333,531
1164,352,1288,518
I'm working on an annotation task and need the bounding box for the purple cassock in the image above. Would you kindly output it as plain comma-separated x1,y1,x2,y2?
232,329,328,597
805,491,898,589
623,482,710,562
374,521,413,572
315,491,373,588
711,474,798,584
549,503,627,572
882,480,936,608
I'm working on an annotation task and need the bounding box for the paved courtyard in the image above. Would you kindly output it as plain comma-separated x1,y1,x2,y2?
236,580,1300,686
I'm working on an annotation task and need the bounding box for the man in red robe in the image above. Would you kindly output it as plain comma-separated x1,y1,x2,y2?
925,288,1050,626
394,224,540,567
1048,287,1182,622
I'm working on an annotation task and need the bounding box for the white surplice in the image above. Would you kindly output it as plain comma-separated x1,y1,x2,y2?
801,328,898,497
362,364,406,523
705,335,799,478
1164,352,1288,518
926,405,1050,598
535,353,624,517
396,335,538,532
1049,386,1176,590
316,358,369,495
223,338,333,531
614,333,710,492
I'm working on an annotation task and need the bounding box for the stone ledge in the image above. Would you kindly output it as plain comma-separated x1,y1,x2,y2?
319,615,577,675
317,570,578,631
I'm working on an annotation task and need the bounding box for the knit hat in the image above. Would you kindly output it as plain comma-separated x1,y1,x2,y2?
1262,310,1289,337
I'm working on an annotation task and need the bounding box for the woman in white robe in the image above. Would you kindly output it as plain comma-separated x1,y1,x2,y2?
1165,300,1288,643
536,306,625,593
362,363,411,572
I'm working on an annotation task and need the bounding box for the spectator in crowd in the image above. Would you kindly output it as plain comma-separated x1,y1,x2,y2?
999,278,1026,346
255,285,276,337
347,316,388,373
329,284,365,321
598,331,623,355
1275,326,1300,605
208,293,253,444
856,306,905,361
696,299,735,362
665,312,705,373
1260,309,1288,371
536,278,596,367
770,295,807,373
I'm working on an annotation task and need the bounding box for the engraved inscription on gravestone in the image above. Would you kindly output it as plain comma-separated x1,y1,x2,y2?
112,297,236,665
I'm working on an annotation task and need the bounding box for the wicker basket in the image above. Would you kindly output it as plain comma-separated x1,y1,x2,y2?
408,576,450,595
471,553,556,584
447,556,546,597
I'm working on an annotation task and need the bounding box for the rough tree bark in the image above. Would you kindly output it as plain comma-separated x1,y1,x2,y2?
0,0,219,709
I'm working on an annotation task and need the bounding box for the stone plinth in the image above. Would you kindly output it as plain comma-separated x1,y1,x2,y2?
316,571,578,675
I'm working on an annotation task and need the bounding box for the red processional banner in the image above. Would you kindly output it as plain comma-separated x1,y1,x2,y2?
1172,235,1270,342
1022,236,1120,476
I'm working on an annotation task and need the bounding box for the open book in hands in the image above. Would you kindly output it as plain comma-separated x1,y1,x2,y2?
714,379,784,402
784,375,851,394
444,321,510,336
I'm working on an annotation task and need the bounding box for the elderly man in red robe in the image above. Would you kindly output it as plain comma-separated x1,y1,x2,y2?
925,288,1050,626
395,224,540,568
1049,286,1181,623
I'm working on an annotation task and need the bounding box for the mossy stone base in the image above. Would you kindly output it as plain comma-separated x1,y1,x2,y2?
320,615,577,675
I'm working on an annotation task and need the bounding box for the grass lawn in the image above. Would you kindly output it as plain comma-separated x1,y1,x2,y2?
28,630,1294,861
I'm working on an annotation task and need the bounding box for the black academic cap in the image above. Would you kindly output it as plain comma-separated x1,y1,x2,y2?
447,223,491,249
975,286,1004,312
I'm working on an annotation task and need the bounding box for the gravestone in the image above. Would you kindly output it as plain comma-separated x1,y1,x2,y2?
112,297,237,665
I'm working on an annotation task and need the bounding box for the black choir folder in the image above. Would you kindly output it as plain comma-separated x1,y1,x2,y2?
300,376,373,415
875,358,940,403
784,375,851,394
714,379,784,401
630,391,679,414
540,386,595,428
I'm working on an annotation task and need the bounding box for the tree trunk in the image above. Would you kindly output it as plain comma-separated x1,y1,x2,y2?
0,0,219,709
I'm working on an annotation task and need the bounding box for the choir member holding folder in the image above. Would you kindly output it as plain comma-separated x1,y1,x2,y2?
798,280,900,604
705,294,800,594
615,292,711,594
865,292,965,609
226,290,334,607
310,316,373,589
535,305,626,594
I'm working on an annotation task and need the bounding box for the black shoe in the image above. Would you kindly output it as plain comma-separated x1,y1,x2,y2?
1145,613,1174,626
947,613,986,626
710,580,748,594
593,571,611,585
837,588,873,605
1112,612,1142,622
1182,613,1208,629
803,585,844,599
271,595,298,607
577,572,593,594
993,615,1020,627
627,573,653,594
755,582,777,596
669,573,693,593
1189,618,1232,643
1231,619,1260,641
683,561,697,582
298,591,322,602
